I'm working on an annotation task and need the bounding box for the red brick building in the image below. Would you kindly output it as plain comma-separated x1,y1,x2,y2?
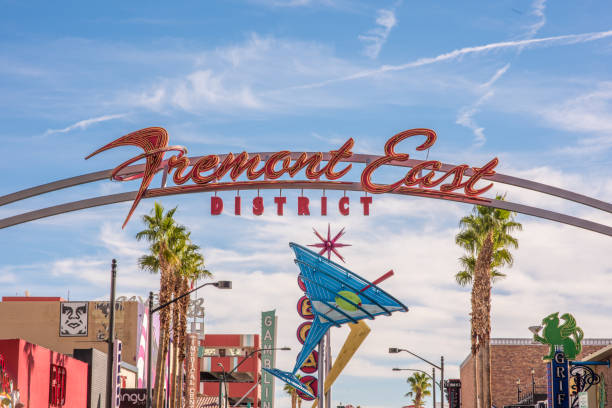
459,338,612,408
198,334,261,407
0,338,89,408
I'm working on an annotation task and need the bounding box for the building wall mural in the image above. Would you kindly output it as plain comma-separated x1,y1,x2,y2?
59,301,88,337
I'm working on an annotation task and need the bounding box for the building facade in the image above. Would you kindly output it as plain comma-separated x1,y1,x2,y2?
198,334,261,408
0,296,152,387
0,338,88,408
459,338,612,408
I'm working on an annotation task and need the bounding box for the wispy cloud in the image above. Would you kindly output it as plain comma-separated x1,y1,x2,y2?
456,64,510,146
535,82,612,155
285,29,612,90
456,0,546,147
358,8,398,59
525,0,547,39
44,113,127,136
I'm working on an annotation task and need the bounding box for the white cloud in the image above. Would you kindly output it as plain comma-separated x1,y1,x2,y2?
535,82,612,154
359,9,398,59
456,64,509,146
127,34,357,114
43,113,127,136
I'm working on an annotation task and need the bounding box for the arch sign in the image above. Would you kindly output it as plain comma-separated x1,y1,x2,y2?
0,127,611,236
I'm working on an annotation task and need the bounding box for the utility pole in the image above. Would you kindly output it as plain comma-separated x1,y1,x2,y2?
147,291,154,408
440,356,444,408
106,259,117,408
433,367,436,408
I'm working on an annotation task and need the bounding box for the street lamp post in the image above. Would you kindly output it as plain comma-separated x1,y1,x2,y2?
218,363,228,408
433,367,436,408
392,368,442,408
146,280,232,408
516,378,521,403
389,348,445,408
217,347,290,408
531,368,535,402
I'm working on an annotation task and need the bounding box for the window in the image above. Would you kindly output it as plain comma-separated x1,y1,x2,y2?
50,364,66,406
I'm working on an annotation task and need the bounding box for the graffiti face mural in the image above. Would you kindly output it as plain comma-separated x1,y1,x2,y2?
59,301,88,337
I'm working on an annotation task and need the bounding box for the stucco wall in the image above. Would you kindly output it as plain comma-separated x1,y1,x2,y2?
0,299,140,366
0,338,88,408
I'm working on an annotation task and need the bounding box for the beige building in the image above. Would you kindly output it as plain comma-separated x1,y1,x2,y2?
0,296,144,367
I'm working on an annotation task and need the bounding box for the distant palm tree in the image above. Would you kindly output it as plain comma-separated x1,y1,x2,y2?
283,374,303,408
136,202,186,407
405,372,431,408
173,240,211,407
455,195,522,408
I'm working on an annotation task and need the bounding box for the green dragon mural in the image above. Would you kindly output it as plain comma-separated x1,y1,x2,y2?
533,312,584,360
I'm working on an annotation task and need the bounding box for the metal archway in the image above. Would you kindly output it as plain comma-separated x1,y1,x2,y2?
1,150,611,236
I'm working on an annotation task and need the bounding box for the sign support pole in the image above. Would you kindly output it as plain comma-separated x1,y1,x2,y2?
106,259,117,408
325,331,331,408
318,337,325,408
147,292,153,408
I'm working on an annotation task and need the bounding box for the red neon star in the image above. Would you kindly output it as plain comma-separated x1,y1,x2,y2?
308,224,351,263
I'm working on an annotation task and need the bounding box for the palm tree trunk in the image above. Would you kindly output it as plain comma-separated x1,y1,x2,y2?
472,349,479,408
484,341,492,408
474,232,494,408
155,264,174,408
291,390,297,408
177,277,190,408
470,283,480,408
170,275,182,408
478,347,486,408
171,338,179,408
154,311,170,407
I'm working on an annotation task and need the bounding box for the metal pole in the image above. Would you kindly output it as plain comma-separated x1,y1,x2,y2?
317,337,325,408
218,364,227,408
147,291,154,408
440,356,444,408
532,369,535,399
433,368,436,408
325,330,331,408
106,259,117,408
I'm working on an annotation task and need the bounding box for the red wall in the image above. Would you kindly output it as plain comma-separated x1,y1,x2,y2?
199,334,261,408
0,339,88,408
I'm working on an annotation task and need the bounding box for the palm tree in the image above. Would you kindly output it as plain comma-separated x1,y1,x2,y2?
136,202,186,407
455,195,522,408
405,372,431,408
173,241,211,407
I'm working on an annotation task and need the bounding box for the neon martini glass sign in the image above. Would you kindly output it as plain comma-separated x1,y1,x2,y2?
86,127,498,227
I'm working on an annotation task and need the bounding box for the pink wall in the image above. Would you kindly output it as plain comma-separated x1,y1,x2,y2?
0,339,88,408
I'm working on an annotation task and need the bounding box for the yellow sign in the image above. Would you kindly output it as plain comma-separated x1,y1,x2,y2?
311,321,371,408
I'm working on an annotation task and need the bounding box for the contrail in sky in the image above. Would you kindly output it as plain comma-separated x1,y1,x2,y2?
280,29,612,91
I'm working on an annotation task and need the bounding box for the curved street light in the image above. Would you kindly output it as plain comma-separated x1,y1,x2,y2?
393,367,442,408
389,347,445,408
146,280,233,408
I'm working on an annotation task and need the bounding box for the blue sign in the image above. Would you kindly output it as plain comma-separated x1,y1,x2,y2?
548,350,570,408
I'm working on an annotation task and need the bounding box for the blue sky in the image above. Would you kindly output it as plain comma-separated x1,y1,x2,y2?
1,1,612,407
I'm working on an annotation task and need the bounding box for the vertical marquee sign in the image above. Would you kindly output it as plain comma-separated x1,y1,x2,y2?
261,310,278,408
446,379,461,408
185,333,199,408
113,339,123,408
548,350,570,408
